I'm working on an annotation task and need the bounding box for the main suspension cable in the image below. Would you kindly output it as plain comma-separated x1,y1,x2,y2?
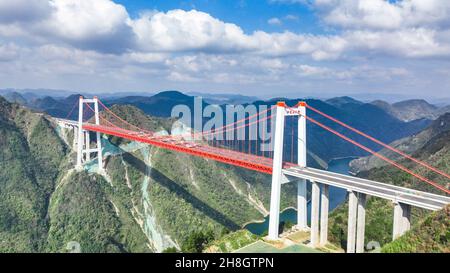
305,103,450,180
305,114,449,194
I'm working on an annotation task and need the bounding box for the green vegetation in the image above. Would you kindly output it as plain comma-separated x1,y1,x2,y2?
181,229,215,253
206,230,259,253
0,97,67,252
46,170,151,253
328,115,450,252
96,104,297,251
382,205,449,253
280,220,295,233
0,98,153,252
328,197,394,248
162,247,179,253
46,171,123,252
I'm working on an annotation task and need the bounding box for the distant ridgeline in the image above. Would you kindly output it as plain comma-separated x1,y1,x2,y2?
3,91,439,165
0,91,449,253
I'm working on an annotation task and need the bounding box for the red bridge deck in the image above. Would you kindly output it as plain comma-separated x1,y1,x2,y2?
83,123,292,174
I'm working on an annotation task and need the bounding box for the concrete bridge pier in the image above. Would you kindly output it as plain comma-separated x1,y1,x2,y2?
310,181,320,246
347,190,358,253
320,184,329,246
347,191,367,253
297,180,308,230
356,193,367,253
393,202,411,240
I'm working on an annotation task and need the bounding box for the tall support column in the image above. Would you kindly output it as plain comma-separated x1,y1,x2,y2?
76,97,84,169
347,190,358,253
297,101,308,230
356,193,367,253
393,202,402,240
297,181,308,229
393,202,411,240
320,184,329,246
268,102,286,240
94,97,103,171
310,181,320,247
402,204,411,232
72,126,78,150
85,131,90,161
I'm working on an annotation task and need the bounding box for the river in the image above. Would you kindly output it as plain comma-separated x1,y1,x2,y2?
244,157,355,235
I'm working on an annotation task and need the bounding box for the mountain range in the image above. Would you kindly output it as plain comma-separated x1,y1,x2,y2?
6,90,445,165
328,111,450,250
350,113,450,173
371,99,450,122
0,96,299,252
0,90,449,253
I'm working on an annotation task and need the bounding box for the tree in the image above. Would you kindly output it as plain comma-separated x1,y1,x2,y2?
182,230,215,253
162,247,179,253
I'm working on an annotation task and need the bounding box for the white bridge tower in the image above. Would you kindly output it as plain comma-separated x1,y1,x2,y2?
268,101,308,240
76,96,104,171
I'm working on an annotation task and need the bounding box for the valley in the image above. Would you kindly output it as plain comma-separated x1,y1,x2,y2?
0,91,449,253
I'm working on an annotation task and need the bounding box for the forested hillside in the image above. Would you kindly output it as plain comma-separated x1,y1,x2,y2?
382,205,449,253
0,97,296,252
328,113,450,251
350,113,450,173
0,97,66,252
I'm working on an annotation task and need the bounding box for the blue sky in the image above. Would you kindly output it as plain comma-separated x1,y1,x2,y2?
115,0,323,34
0,0,450,100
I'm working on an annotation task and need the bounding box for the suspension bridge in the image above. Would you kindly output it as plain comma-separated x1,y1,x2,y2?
54,96,450,253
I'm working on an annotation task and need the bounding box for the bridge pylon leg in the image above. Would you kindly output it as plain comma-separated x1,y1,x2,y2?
297,102,308,230
94,97,103,171
268,102,286,240
76,97,84,170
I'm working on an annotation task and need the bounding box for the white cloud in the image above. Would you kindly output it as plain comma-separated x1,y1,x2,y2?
0,0,51,23
313,0,450,30
46,0,129,38
285,14,299,21
131,9,253,53
1,1,449,60
0,0,134,53
0,43,19,61
44,0,135,53
268,17,282,26
345,28,450,58
0,0,449,98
